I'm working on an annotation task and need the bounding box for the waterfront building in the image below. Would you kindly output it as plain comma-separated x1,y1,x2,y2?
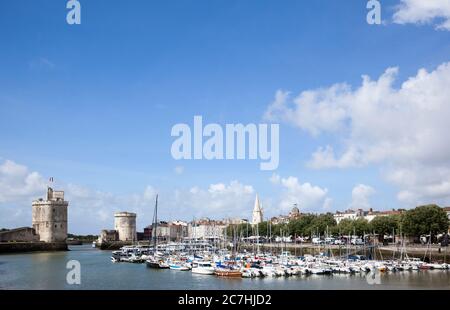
334,208,405,224
152,221,171,242
224,218,249,225
444,207,450,221
32,187,69,243
363,209,405,223
363,209,378,223
188,218,227,240
289,205,301,219
143,225,152,240
270,215,290,225
334,209,363,224
141,221,189,242
169,220,189,240
269,205,302,225
252,194,263,225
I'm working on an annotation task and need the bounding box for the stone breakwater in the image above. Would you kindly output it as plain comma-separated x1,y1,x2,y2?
97,241,140,250
0,242,68,254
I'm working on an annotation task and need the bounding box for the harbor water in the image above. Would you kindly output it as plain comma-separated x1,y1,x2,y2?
0,245,449,290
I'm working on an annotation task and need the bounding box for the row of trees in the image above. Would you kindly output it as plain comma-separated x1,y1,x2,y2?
227,204,449,240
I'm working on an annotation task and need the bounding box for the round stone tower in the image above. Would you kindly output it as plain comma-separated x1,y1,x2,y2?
32,187,69,243
114,212,137,241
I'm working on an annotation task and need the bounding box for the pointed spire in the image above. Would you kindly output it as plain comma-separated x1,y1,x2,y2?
252,194,263,225
253,194,261,212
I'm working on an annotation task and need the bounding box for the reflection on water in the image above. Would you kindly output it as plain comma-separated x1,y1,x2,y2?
0,245,449,290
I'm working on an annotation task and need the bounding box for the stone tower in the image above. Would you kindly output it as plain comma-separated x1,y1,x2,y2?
252,194,263,225
32,187,69,243
114,212,137,241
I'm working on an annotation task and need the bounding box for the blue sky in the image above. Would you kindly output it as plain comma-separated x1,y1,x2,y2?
1,0,450,234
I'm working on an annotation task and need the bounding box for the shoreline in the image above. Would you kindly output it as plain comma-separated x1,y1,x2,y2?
0,242,68,254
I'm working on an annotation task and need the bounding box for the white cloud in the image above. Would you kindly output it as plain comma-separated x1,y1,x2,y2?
0,160,47,228
0,159,160,233
177,180,255,219
0,160,257,232
265,62,450,205
0,160,47,203
64,184,159,233
0,159,335,231
350,184,375,210
385,164,450,204
270,174,331,213
174,165,184,175
393,0,450,30
264,87,348,136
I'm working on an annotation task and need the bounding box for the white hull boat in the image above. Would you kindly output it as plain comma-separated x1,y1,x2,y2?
192,262,215,275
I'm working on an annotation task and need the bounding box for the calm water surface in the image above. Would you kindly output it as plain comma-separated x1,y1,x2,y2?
0,245,449,290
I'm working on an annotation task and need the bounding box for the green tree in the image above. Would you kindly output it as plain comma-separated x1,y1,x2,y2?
336,218,370,237
257,221,269,237
310,213,336,236
401,204,449,238
291,213,337,237
337,219,355,236
287,214,316,236
353,218,370,236
227,222,271,238
272,223,289,237
227,223,251,238
370,215,400,241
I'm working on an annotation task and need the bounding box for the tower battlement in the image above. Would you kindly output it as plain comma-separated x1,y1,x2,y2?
32,187,69,243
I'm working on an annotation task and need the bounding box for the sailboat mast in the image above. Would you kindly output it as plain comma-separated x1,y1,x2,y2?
153,194,159,252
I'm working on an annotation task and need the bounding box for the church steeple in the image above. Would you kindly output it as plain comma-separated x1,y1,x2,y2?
252,194,263,225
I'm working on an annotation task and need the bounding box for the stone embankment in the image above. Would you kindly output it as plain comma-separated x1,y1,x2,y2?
0,242,68,254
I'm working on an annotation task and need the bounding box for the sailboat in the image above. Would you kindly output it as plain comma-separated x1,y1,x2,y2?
146,195,170,269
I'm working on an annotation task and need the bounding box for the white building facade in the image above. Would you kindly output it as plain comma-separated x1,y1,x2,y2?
188,222,227,239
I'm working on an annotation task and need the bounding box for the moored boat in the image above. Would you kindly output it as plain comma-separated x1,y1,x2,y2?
169,262,191,271
146,258,170,269
192,261,215,275
215,268,242,278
